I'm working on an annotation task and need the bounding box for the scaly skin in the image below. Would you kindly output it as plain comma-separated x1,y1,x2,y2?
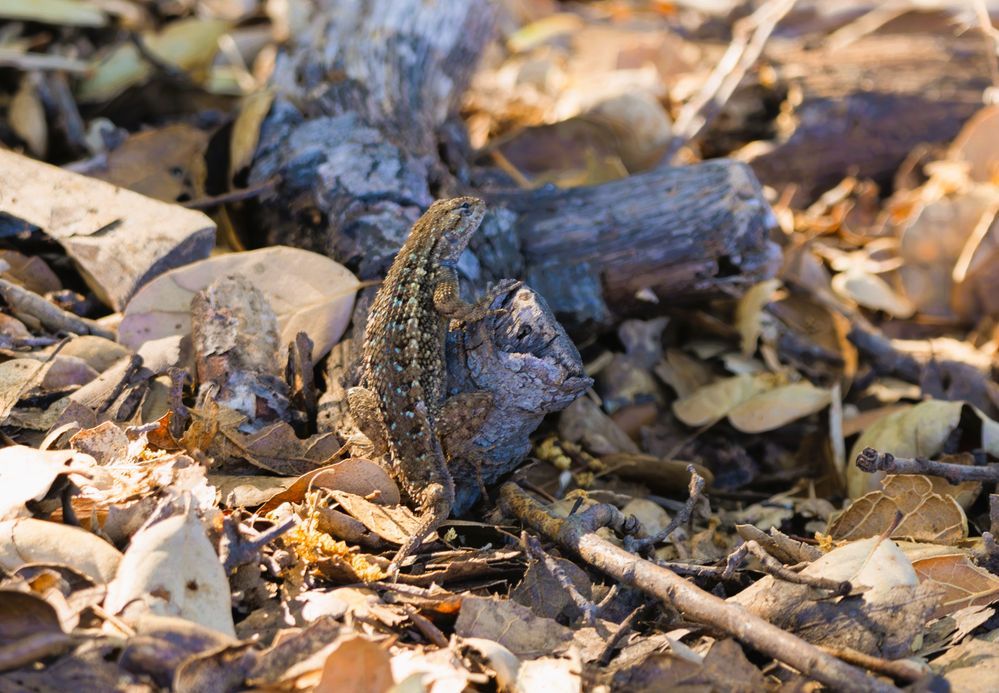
348,197,502,571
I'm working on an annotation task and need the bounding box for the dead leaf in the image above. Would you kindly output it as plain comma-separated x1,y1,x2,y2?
213,419,341,476
0,148,216,311
846,400,999,498
328,491,427,547
727,381,831,433
0,446,86,520
735,279,781,355
78,19,230,102
671,373,776,427
948,105,999,184
829,475,968,544
315,636,394,693
0,590,74,673
831,269,915,318
0,0,107,27
230,89,275,181
88,124,210,203
10,74,47,157
105,509,235,636
0,518,122,584
258,459,400,513
119,246,357,364
933,637,999,692
904,545,999,618
454,596,572,659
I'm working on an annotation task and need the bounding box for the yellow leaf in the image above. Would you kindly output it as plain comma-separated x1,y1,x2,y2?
672,373,776,427
727,381,831,433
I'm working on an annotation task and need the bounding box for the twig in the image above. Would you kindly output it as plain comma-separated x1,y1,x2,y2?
819,645,931,685
856,447,999,483
0,335,61,349
596,606,643,667
222,514,298,573
732,540,851,596
665,0,798,162
404,606,449,647
500,482,901,693
95,354,143,414
182,178,279,209
0,278,114,339
973,0,999,96
626,465,705,553
522,532,599,627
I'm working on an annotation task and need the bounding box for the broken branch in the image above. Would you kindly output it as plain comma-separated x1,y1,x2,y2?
500,482,901,693
856,447,999,483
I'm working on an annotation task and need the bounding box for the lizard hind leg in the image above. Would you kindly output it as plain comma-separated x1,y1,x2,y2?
346,386,388,456
438,390,494,500
388,481,453,574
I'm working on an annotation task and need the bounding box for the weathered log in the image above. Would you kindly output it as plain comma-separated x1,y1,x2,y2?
486,159,780,329
743,32,992,202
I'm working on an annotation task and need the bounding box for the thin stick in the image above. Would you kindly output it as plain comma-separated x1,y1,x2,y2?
665,0,797,162
500,482,901,693
819,645,929,684
0,278,113,339
626,465,705,552
736,540,851,596
856,447,999,483
522,532,599,627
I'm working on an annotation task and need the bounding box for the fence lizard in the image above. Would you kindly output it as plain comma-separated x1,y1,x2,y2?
348,197,516,572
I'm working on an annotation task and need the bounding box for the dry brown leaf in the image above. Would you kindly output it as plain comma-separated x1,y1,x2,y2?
0,251,61,296
258,459,400,513
727,381,831,433
654,348,714,398
909,549,999,618
105,509,235,636
932,637,999,692
735,278,781,355
0,518,122,584
0,0,106,26
0,446,87,520
846,399,999,498
88,124,210,202
0,590,74,673
948,104,999,184
828,475,968,544
454,596,572,659
9,74,46,157
897,186,999,318
230,89,275,181
328,491,426,547
831,269,915,318
78,19,230,102
315,636,394,693
506,13,584,53
671,373,776,427
213,419,341,476
119,246,357,364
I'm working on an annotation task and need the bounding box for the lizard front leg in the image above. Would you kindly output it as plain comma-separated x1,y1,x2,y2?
433,267,522,325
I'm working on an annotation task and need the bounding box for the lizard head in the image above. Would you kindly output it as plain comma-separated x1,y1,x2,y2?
428,196,487,265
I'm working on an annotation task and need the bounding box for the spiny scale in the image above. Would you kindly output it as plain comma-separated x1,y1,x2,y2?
348,197,488,571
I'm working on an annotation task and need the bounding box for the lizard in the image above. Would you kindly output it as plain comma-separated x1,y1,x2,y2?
347,196,516,572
